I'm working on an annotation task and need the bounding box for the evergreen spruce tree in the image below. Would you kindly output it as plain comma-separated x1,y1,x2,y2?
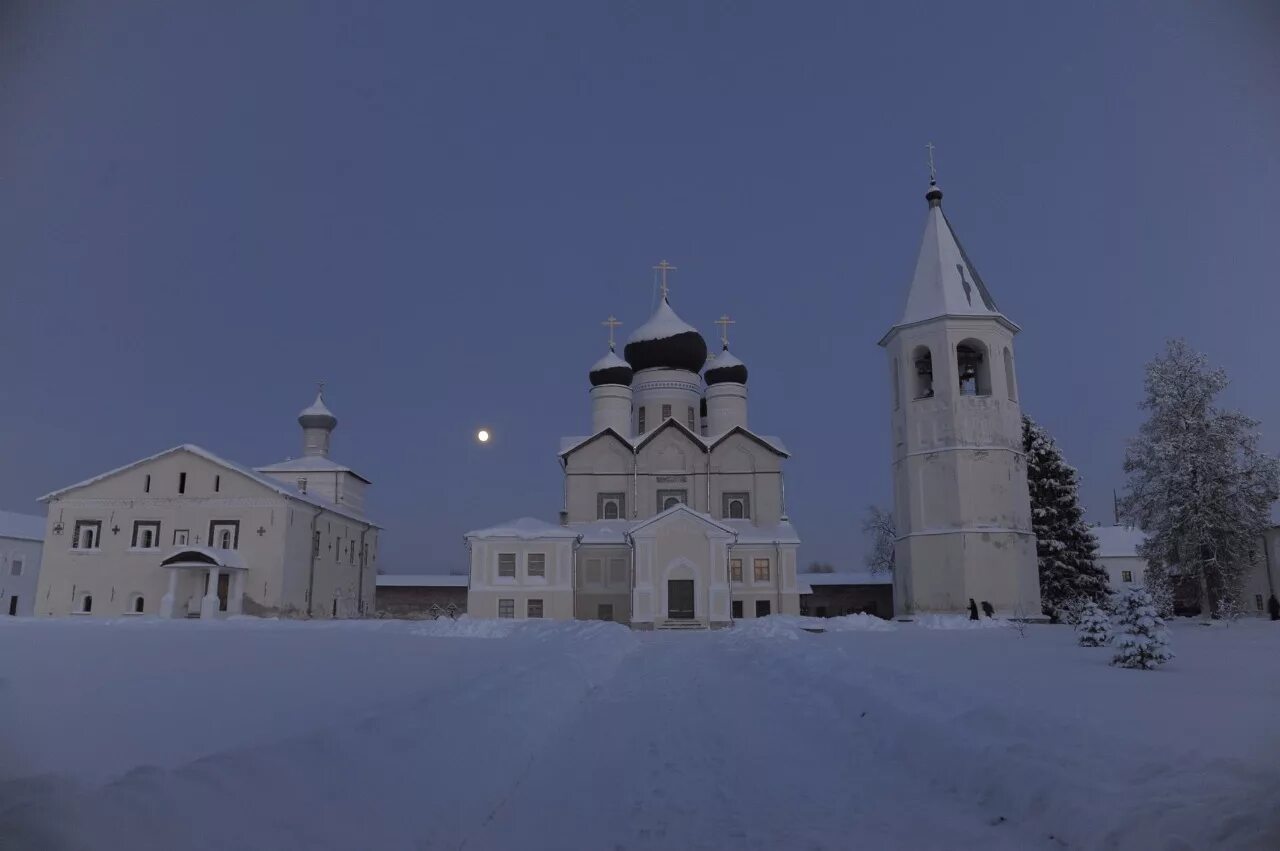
1111,587,1173,669
1075,601,1113,647
1120,340,1280,619
1022,415,1112,620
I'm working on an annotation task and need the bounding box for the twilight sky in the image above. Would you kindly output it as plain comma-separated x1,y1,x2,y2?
2,2,1277,573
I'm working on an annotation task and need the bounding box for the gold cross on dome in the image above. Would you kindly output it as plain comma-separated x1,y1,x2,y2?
602,315,622,349
715,314,735,348
653,260,678,300
926,142,937,184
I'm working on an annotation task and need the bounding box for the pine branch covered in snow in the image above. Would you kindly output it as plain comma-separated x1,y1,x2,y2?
1075,601,1113,647
1021,415,1111,620
862,504,896,574
1111,588,1173,669
1119,339,1280,619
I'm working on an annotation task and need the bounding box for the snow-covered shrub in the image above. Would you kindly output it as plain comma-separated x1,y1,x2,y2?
1075,601,1113,646
1111,588,1173,669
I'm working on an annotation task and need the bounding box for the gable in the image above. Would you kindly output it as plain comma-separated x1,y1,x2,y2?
709,430,784,472
629,504,735,541
636,424,704,474
563,432,633,475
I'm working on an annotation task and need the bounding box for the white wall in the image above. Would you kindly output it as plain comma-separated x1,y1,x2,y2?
0,537,43,617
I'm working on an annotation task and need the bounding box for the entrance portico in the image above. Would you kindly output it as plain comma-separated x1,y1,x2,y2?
158,547,248,619
628,504,736,629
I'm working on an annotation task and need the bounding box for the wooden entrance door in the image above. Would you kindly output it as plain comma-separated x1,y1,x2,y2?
667,580,695,619
217,573,230,612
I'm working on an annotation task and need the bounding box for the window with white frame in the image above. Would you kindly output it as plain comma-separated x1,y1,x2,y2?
753,558,770,582
661,403,672,421
498,598,514,618
730,558,743,583
174,529,190,546
9,556,23,577
1121,570,1133,583
498,553,516,578
132,521,161,550
722,492,750,519
657,490,687,512
527,599,544,618
597,493,625,520
73,520,101,550
527,553,546,578
209,521,238,550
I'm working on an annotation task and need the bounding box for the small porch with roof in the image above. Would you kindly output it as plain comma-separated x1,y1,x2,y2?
158,547,249,619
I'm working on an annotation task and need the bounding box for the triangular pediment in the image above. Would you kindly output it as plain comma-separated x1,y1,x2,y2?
628,503,736,541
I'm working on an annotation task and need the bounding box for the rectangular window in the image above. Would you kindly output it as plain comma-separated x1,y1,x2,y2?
598,603,614,622
597,493,625,520
722,492,751,520
754,558,771,582
730,558,743,583
174,529,190,546
527,553,546,578
178,472,187,494
608,557,627,586
756,600,771,617
527,599,544,618
584,558,602,585
214,475,221,493
731,600,743,618
1256,594,1264,612
661,403,672,420
498,553,516,578
209,521,239,550
298,477,308,494
72,520,102,550
144,474,151,493
498,598,514,619
687,406,695,430
657,489,687,513
9,557,23,577
1121,570,1133,583
131,521,161,550
638,407,646,434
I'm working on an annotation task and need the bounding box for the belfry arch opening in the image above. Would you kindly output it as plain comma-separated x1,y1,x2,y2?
911,346,934,399
956,339,991,397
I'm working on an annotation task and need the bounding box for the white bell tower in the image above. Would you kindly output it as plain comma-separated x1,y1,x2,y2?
879,174,1041,619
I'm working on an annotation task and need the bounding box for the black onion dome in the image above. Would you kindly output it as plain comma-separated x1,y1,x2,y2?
589,349,634,387
704,346,748,385
623,299,708,373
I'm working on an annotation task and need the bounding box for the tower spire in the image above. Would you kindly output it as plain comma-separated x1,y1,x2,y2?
925,142,943,208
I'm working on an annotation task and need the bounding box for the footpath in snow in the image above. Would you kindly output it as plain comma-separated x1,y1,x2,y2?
0,615,1277,850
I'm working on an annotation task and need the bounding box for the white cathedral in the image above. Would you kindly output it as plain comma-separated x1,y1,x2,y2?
466,180,1041,626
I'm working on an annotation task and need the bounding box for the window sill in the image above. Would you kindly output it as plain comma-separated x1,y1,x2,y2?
127,547,161,553
70,549,102,555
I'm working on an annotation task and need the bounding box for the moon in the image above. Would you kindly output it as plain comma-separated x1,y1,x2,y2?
476,429,490,443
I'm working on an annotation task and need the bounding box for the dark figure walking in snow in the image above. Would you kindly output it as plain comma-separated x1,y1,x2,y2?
981,601,995,618
1268,594,1279,621
968,598,979,620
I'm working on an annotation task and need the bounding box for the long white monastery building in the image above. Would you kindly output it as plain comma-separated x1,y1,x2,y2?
34,391,379,619
467,272,800,629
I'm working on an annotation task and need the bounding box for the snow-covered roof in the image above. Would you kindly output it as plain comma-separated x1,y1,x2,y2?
590,350,629,372
464,517,580,540
1090,525,1147,558
798,571,893,587
722,518,801,545
568,520,633,545
40,444,379,527
559,423,789,458
630,503,737,536
706,348,745,369
254,455,372,484
626,299,700,344
881,190,1018,342
0,510,45,542
299,391,336,421
160,546,247,570
376,574,469,587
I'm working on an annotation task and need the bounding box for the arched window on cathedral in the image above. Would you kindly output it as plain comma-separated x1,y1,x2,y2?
956,339,991,396
1003,347,1017,401
912,346,934,399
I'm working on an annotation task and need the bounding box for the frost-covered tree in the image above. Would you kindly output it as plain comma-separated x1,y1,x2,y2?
862,505,895,574
1022,415,1111,620
1075,601,1113,647
1111,587,1173,669
1120,339,1280,619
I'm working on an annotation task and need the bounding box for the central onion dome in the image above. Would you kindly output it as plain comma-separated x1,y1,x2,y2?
623,299,708,373
704,345,748,385
589,347,634,386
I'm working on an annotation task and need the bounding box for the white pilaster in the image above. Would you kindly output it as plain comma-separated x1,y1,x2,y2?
200,567,221,619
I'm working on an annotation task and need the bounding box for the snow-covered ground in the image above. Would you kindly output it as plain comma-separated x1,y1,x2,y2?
1,616,1277,850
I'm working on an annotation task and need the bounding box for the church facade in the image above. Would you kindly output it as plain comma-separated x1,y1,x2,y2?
34,391,380,619
467,273,801,629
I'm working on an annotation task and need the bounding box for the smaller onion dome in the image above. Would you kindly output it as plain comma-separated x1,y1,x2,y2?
298,390,338,430
589,348,634,387
704,346,748,385
623,299,708,373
